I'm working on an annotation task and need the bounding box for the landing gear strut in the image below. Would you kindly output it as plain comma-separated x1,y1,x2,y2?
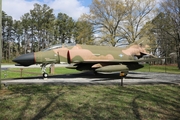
41,64,48,78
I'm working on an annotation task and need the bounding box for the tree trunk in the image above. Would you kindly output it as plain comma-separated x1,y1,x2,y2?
177,56,180,69
8,42,10,62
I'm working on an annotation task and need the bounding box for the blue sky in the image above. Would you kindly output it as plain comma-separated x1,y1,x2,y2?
25,0,92,7
2,0,92,20
80,0,92,7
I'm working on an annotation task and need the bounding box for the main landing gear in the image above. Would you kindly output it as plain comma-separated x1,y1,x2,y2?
41,64,48,78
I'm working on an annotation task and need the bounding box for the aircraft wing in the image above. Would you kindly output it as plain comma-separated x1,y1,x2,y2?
66,57,167,72
113,57,166,63
73,57,166,63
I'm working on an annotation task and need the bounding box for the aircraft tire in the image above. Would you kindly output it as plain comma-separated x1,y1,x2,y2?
43,73,48,78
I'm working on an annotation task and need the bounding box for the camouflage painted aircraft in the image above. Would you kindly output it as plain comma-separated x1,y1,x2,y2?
13,42,162,78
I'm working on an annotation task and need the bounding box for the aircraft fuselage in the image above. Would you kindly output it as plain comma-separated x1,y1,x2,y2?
13,44,149,76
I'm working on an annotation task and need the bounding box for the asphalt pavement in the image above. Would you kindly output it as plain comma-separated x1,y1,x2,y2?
1,71,180,86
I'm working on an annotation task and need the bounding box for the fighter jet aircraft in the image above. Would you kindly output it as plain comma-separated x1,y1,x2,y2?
13,42,162,78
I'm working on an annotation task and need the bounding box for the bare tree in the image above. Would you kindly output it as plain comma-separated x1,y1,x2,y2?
82,0,156,46
121,0,156,44
160,0,180,68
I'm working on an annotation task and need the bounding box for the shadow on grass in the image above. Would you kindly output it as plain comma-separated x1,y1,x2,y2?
1,84,179,120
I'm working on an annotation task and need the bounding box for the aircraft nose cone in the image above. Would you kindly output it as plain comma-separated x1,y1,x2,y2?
13,53,35,66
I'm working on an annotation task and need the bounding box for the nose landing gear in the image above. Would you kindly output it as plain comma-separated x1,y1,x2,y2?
41,64,48,78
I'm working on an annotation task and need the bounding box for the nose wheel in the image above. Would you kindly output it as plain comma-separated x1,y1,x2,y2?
43,72,48,78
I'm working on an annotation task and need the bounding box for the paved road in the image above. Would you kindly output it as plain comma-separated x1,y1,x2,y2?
1,71,180,86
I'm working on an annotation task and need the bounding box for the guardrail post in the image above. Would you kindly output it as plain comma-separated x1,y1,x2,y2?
20,68,23,77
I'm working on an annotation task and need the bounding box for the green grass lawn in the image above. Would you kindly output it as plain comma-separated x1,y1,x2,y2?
137,64,180,74
1,67,80,79
0,84,179,120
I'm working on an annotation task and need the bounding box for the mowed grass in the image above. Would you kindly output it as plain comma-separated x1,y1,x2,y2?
0,84,180,120
1,67,80,79
0,65,180,119
137,64,180,74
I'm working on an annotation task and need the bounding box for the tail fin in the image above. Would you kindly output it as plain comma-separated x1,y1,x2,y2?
128,37,151,52
122,37,153,58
